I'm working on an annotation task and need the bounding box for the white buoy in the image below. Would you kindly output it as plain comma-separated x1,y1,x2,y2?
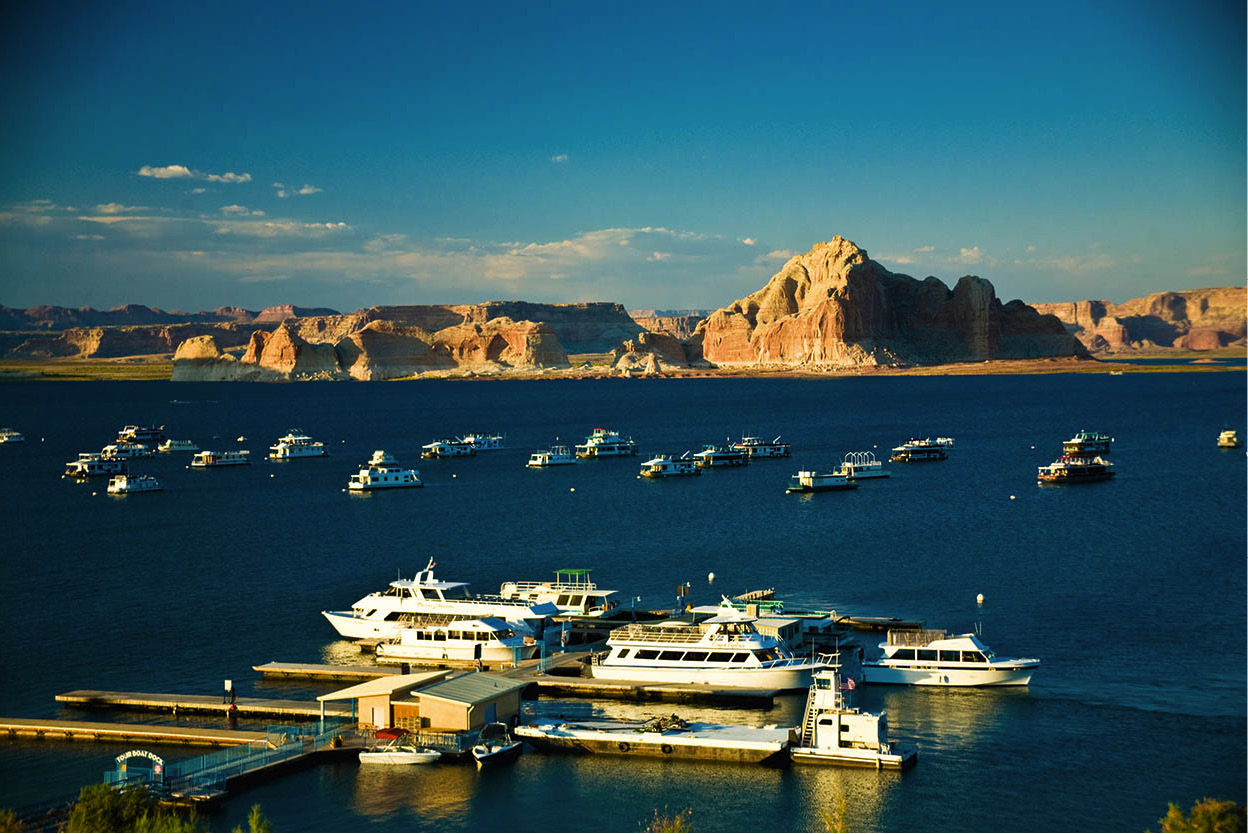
91,491,97,496
1030,445,1034,449
570,487,575,492
1009,495,1016,500
976,593,984,606
452,474,457,478
708,572,715,583
270,473,275,478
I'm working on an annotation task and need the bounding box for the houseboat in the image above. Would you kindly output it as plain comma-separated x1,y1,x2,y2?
833,451,890,479
516,716,793,765
100,442,155,459
0,428,25,444
368,450,397,465
527,445,576,467
1036,455,1114,484
106,474,163,494
116,425,166,444
348,463,422,490
786,470,858,493
575,428,639,458
1062,430,1112,455
639,454,700,478
64,453,127,478
692,444,749,468
269,429,328,459
1217,429,1240,449
462,433,504,450
861,628,1039,686
889,437,953,462
731,436,791,458
157,439,199,453
499,569,619,617
191,450,251,467
374,616,538,664
421,438,476,458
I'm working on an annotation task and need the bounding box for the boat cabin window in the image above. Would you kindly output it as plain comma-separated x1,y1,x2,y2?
433,631,446,641
414,631,431,641
570,595,584,606
634,650,659,660
939,650,961,662
707,652,736,663
917,649,937,661
753,649,779,662
616,649,631,659
683,651,708,662
448,631,462,640
498,629,514,639
556,594,571,606
658,651,684,661
441,586,471,601
892,649,916,660
383,612,405,621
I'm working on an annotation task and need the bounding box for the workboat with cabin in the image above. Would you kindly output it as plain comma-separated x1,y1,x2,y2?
106,474,163,494
322,558,559,641
1062,430,1112,455
861,628,1039,686
64,453,127,478
575,428,638,458
833,451,890,480
473,722,523,765
461,433,504,450
527,445,576,467
191,450,251,467
516,714,792,765
422,438,476,458
375,616,538,664
590,600,823,690
1217,429,1240,449
499,569,619,617
0,428,25,444
358,728,440,765
692,444,748,468
786,470,858,494
790,654,915,769
157,439,198,453
269,429,328,459
1037,455,1114,484
348,462,422,490
639,454,700,478
101,442,155,460
731,435,790,458
890,437,953,462
116,425,166,444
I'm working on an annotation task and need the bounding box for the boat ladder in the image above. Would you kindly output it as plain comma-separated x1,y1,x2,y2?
798,684,818,747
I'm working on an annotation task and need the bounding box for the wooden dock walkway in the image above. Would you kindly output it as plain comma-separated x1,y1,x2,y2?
0,718,267,746
252,661,397,681
55,691,352,719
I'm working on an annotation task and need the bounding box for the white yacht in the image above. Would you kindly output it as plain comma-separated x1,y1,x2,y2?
64,453,126,478
731,435,791,458
157,439,199,453
461,433,504,450
692,444,748,468
575,428,638,458
790,655,916,769
861,629,1039,686
785,470,858,493
321,558,559,641
526,445,576,467
639,453,700,478
375,616,538,664
833,451,890,479
269,429,328,460
191,450,251,467
589,601,823,690
1062,430,1111,455
348,463,422,490
890,437,953,462
100,442,155,459
106,474,163,494
1217,429,1240,449
421,438,476,458
0,428,25,444
116,425,166,443
499,569,619,617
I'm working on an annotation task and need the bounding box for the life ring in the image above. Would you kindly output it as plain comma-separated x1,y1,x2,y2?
617,741,630,752
660,744,674,755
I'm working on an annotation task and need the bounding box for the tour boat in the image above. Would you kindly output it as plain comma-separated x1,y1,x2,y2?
64,453,127,478
472,722,523,765
106,474,163,494
375,615,538,664
157,439,198,453
575,428,638,458
421,438,476,458
1217,429,1240,449
833,451,890,479
1036,455,1114,484
889,437,953,462
861,628,1039,686
0,428,25,444
322,558,559,641
515,715,792,765
526,445,576,467
116,425,166,443
269,429,328,459
462,433,504,450
100,442,155,459
190,450,251,467
589,600,823,690
790,655,916,769
731,435,791,458
639,453,700,478
1062,430,1112,455
358,728,440,765
348,463,422,490
499,569,619,617
785,470,858,493
692,444,748,468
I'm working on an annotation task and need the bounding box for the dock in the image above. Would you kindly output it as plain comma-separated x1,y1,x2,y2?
253,661,397,681
55,691,352,720
0,718,267,746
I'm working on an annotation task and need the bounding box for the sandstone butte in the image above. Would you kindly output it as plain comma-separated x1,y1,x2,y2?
1032,287,1247,353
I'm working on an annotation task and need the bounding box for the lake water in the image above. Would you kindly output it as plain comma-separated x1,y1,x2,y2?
0,372,1244,831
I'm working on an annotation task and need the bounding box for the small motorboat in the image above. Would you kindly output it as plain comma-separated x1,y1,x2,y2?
358,728,440,765
472,722,523,765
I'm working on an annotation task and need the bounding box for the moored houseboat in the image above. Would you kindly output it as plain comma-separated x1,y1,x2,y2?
1217,429,1240,449
1062,430,1112,455
269,429,328,459
889,437,953,462
639,454,700,478
348,463,422,491
64,453,127,478
692,444,749,468
1036,455,1114,484
731,435,790,458
461,433,504,450
0,428,25,444
421,438,476,458
786,470,858,493
106,474,163,494
575,428,638,458
374,616,538,665
833,451,890,479
527,445,576,467
191,449,251,467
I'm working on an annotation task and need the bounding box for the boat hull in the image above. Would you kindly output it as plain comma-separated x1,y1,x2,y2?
376,642,538,663
515,722,792,765
358,749,440,765
589,663,818,691
790,747,916,770
472,740,523,765
861,663,1036,686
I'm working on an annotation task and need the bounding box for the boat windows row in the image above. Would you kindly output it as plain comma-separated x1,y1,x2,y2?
615,648,782,663
889,649,988,663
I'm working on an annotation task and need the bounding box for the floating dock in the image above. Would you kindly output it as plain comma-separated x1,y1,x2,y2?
253,661,397,681
0,718,267,746
55,691,351,720
501,654,779,705
516,719,793,764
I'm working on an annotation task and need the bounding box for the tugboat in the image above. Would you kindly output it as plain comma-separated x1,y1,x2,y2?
786,470,858,493
692,444,749,468
1037,455,1114,484
889,437,953,462
639,453,700,478
731,435,791,458
575,428,639,458
1062,430,1112,455
790,654,916,769
527,445,577,467
1217,429,1240,449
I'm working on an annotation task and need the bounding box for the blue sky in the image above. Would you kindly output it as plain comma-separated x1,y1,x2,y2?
0,0,1242,312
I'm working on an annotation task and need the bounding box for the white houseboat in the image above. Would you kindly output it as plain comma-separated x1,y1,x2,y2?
116,425,166,443
421,439,476,458
1036,455,1114,484
889,437,953,462
786,470,858,494
731,436,791,458
157,439,199,453
269,430,328,459
461,433,504,450
499,569,619,617
1062,430,1112,455
1217,429,1240,449
348,463,422,491
575,428,638,458
833,451,890,480
589,601,823,690
526,445,576,467
692,444,748,468
0,428,25,444
516,716,793,765
375,616,538,665
322,558,558,641
790,655,916,769
191,450,251,467
639,454,700,478
106,474,163,494
861,629,1039,686
64,453,127,478
101,442,155,459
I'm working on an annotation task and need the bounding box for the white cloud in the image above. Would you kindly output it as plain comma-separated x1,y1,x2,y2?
1013,251,1118,274
759,249,794,263
884,255,917,265
954,246,985,265
74,234,105,241
138,164,193,179
213,219,351,238
190,187,208,194
740,238,756,246
95,202,147,215
915,245,936,253
206,171,252,183
219,205,264,216
649,252,672,262
551,153,568,163
297,184,321,195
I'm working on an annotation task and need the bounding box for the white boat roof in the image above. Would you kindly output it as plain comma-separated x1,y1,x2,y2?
390,576,470,591
690,602,757,624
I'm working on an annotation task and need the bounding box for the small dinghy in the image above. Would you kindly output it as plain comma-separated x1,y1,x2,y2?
472,722,523,766
358,728,440,765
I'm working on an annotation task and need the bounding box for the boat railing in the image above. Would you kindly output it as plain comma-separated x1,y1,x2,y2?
885,628,947,646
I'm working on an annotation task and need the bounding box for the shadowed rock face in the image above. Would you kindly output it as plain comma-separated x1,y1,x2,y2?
691,237,1086,367
1032,288,1247,352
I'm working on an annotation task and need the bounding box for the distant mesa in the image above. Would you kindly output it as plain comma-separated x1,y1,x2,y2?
1031,287,1246,353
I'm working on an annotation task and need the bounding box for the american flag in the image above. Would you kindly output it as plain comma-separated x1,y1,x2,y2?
840,677,856,691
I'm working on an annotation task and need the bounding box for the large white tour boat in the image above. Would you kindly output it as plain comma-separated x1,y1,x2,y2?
375,616,538,664
861,629,1039,686
526,445,576,467
322,559,559,641
786,470,858,494
64,453,127,478
1036,455,1114,484
589,601,823,690
269,429,328,459
421,438,476,458
191,450,251,467
731,435,790,458
639,454,700,478
516,716,793,765
889,437,953,462
0,428,25,444
575,428,638,458
1062,430,1112,455
157,439,199,453
348,462,422,490
833,451,890,479
106,474,163,494
499,569,619,617
692,444,748,468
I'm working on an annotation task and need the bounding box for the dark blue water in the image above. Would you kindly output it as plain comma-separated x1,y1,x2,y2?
1,373,1244,831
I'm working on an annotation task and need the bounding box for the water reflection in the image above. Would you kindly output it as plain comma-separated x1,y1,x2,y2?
321,640,382,667
351,760,478,824
864,685,1025,754
792,764,900,832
